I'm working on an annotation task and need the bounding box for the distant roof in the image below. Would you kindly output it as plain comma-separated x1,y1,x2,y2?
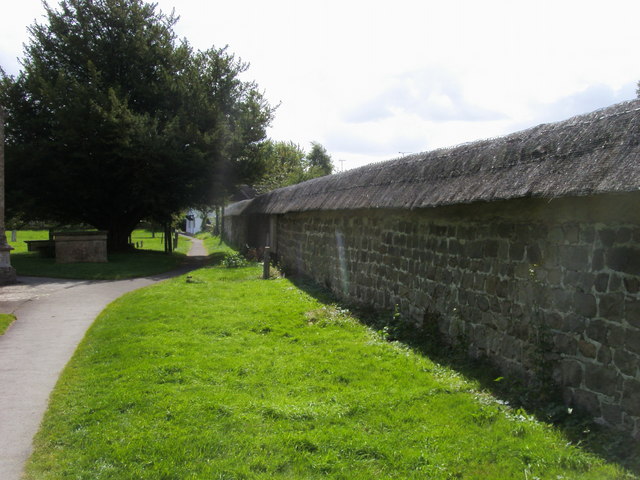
226,99,640,216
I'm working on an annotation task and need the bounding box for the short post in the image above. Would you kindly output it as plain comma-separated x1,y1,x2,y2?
262,246,271,279
11,230,16,242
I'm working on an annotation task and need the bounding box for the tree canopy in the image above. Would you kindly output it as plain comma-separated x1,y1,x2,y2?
253,140,333,193
0,0,273,250
306,141,333,176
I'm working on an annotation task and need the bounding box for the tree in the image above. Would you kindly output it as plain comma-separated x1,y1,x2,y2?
253,140,306,193
306,141,333,176
0,0,272,251
252,140,333,193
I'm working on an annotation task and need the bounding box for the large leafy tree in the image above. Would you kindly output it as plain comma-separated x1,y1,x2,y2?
253,140,333,193
0,0,272,250
306,141,333,176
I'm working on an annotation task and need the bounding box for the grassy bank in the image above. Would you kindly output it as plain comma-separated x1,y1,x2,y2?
24,261,636,479
195,231,235,256
5,230,191,279
0,314,16,335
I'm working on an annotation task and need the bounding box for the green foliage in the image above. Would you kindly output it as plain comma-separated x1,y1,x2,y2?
222,252,250,268
0,0,273,250
23,263,636,479
253,140,334,193
306,141,334,176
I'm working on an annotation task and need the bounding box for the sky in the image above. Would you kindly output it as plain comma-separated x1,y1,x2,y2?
1,0,639,171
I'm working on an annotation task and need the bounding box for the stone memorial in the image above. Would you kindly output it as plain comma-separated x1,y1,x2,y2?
55,231,108,263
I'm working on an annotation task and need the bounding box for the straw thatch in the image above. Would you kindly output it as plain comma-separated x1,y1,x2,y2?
226,100,640,216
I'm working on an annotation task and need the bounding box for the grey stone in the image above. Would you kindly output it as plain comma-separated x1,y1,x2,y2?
578,340,597,359
551,288,573,312
598,229,616,248
624,328,640,353
572,389,602,416
613,349,638,377
509,243,525,261
601,403,623,425
563,313,585,332
573,292,597,318
476,295,490,312
465,241,484,259
559,360,584,387
544,312,564,330
547,268,563,285
617,227,632,244
580,226,596,244
563,225,580,244
586,319,608,343
608,325,627,346
597,345,612,366
526,244,542,264
626,300,640,328
594,273,610,293
606,247,640,276
608,274,622,292
584,365,619,396
558,245,589,271
598,293,625,321
553,333,577,355
624,276,640,294
621,380,640,416
549,227,564,243
592,249,605,271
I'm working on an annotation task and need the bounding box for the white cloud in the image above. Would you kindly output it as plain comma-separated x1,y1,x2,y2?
1,0,640,171
343,69,506,123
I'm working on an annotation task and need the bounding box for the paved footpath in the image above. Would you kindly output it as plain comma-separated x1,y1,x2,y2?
0,237,207,479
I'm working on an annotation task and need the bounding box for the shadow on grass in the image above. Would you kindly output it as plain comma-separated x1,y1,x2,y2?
286,273,640,475
10,249,188,280
207,252,228,266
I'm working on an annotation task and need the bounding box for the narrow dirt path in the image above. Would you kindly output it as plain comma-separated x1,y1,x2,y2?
0,238,207,479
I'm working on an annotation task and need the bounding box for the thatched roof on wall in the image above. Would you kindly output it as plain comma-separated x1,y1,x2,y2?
226,100,640,216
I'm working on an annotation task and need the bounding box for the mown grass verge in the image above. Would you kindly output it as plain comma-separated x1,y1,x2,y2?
24,261,637,479
195,231,235,259
5,230,191,279
0,313,16,335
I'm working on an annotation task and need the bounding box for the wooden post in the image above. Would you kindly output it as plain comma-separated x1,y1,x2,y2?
262,246,271,279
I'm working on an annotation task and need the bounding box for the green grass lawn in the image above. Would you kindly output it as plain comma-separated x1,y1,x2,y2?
0,314,16,335
5,229,191,279
24,260,637,479
196,231,235,255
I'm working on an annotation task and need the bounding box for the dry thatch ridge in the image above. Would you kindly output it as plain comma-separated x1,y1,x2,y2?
226,100,640,216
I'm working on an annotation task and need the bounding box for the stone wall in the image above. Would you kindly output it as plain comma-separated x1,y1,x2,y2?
228,193,640,438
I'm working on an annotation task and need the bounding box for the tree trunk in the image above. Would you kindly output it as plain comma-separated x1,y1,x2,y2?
163,223,173,254
107,225,133,252
104,217,140,252
214,206,220,235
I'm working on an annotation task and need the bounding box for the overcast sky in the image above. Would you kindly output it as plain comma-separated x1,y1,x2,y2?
1,0,639,170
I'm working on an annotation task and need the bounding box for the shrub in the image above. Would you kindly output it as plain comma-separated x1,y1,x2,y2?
222,253,249,268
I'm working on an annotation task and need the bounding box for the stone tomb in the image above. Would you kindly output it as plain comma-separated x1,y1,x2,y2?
55,231,108,263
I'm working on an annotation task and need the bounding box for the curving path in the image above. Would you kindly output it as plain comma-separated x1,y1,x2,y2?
0,237,207,479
